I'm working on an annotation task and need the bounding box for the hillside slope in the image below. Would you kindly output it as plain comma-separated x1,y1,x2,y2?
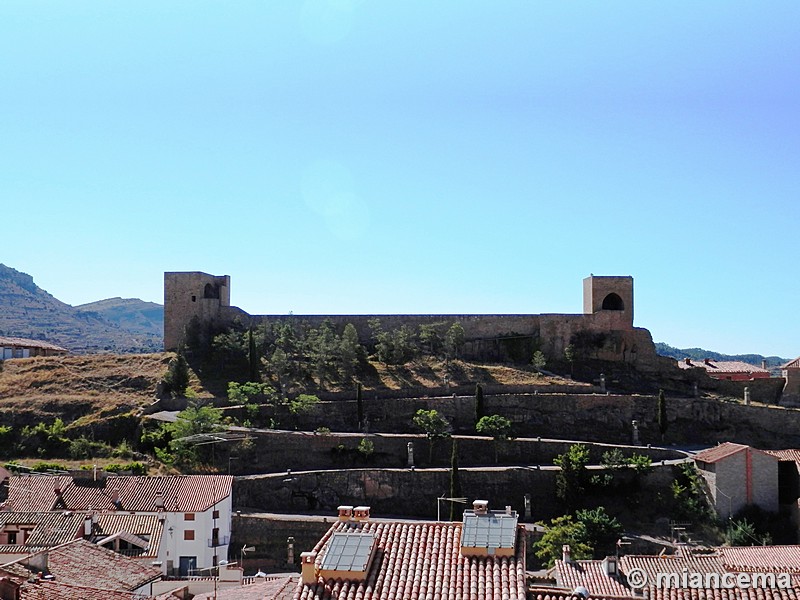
0,264,162,353
76,297,163,338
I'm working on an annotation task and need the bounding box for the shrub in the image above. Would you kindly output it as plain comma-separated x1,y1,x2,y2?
357,438,374,458
30,461,68,473
105,462,148,475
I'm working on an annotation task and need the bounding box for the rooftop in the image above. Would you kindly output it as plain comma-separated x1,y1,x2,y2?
677,358,770,375
4,474,232,513
296,518,527,600
693,442,775,464
0,336,68,352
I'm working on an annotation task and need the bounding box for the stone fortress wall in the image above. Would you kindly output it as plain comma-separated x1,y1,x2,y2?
164,271,667,369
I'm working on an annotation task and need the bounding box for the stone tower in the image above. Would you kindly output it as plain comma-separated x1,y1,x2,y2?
164,272,232,351
582,275,634,328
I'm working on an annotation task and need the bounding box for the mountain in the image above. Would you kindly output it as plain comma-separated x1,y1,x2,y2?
75,297,163,339
0,263,162,354
655,342,788,369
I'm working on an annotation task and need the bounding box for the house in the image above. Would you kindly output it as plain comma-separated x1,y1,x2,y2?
765,449,800,542
694,442,779,518
293,502,527,600
0,336,68,359
0,538,162,598
677,358,771,381
551,545,800,600
2,474,233,577
781,358,800,406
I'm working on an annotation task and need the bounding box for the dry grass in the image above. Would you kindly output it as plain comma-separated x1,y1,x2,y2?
0,353,173,424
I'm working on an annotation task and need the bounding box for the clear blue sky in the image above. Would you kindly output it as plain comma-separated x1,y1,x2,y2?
2,1,799,357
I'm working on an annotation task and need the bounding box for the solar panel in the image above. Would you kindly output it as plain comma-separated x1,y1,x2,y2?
461,512,518,549
320,532,376,573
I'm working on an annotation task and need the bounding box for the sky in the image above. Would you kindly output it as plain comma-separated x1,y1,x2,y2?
2,1,799,358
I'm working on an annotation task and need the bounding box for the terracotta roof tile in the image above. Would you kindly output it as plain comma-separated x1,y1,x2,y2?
193,576,299,600
720,546,800,574
554,559,629,597
782,358,800,370
6,474,232,513
764,450,800,464
694,443,751,464
677,359,770,375
0,336,68,352
294,518,527,600
6,538,161,591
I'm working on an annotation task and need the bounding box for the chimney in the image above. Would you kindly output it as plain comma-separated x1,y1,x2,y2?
602,555,618,576
353,506,370,522
337,506,354,521
473,500,488,515
505,505,512,516
683,358,691,365
83,516,92,538
155,492,165,511
562,544,571,563
111,488,120,506
0,576,21,600
704,358,711,365
300,551,317,585
762,360,767,370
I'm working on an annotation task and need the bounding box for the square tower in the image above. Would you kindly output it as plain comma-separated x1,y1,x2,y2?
583,275,633,327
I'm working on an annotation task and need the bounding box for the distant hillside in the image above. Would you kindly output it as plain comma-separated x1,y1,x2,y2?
76,297,163,339
0,264,162,354
655,342,788,369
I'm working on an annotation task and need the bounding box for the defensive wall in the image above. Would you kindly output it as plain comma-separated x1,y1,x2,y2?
224,431,686,474
164,272,665,368
233,462,678,523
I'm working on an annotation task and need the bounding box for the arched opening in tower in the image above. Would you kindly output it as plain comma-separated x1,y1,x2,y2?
601,293,624,311
203,283,220,299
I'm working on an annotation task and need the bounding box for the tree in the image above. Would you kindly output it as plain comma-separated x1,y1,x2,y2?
356,382,364,431
564,344,576,377
248,328,259,383
288,394,320,415
168,403,224,465
554,443,590,513
474,383,485,424
533,515,592,568
162,350,190,397
476,414,512,463
309,320,340,388
449,438,462,521
419,323,444,356
575,507,623,558
339,323,361,381
531,350,547,374
444,322,465,360
227,381,278,406
657,389,668,442
412,409,451,462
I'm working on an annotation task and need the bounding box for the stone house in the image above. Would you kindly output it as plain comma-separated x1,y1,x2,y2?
694,442,779,519
0,336,68,359
677,358,771,381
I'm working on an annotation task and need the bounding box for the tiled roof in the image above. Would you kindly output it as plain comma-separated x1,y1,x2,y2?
294,518,527,600
6,474,232,513
193,576,299,600
720,546,800,574
0,336,68,352
7,538,161,591
677,359,770,374
782,357,800,370
0,511,83,547
765,449,800,464
554,559,629,597
694,443,751,464
93,512,164,558
644,584,800,600
17,580,145,600
620,552,727,582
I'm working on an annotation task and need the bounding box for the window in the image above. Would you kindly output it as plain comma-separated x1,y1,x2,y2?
184,513,195,521
7,532,16,545
184,530,195,541
212,510,219,519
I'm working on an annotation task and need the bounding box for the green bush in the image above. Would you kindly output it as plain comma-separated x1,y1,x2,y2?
104,462,148,475
30,461,68,473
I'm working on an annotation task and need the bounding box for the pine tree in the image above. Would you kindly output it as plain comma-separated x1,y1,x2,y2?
449,438,462,521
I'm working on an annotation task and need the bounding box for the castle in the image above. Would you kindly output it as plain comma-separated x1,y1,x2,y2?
164,272,660,366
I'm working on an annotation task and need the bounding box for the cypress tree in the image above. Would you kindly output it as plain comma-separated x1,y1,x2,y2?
449,438,462,521
248,328,259,382
474,383,485,425
657,389,668,442
356,382,364,431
